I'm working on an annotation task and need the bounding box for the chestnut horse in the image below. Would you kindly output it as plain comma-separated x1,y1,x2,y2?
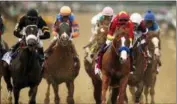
143,31,161,104
83,25,108,104
43,22,80,104
101,28,131,104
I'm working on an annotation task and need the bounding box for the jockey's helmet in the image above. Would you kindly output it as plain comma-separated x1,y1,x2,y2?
26,9,39,25
144,10,155,21
118,11,130,25
130,13,143,26
60,6,72,16
102,6,114,16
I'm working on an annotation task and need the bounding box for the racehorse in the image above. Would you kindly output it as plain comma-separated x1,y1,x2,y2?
2,25,42,104
101,28,131,104
125,34,148,104
43,22,80,104
143,31,161,104
0,35,9,103
83,25,108,104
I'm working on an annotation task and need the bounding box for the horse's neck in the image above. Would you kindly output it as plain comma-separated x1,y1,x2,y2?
19,49,36,61
56,43,72,54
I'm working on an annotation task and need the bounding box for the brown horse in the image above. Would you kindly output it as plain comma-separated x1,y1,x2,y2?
125,34,148,104
83,25,108,104
101,28,131,104
43,22,80,104
143,31,161,104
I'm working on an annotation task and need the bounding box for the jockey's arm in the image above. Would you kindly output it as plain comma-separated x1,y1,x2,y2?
14,16,26,38
38,16,50,39
106,19,117,45
71,20,79,38
52,19,60,38
140,21,148,36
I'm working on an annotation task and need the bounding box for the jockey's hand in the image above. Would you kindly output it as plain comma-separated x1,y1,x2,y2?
52,31,58,36
106,39,112,46
129,38,133,48
72,32,79,38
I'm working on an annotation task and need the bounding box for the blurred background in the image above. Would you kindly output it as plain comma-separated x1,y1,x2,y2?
0,1,176,104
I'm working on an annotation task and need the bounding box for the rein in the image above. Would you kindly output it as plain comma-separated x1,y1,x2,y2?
112,37,130,56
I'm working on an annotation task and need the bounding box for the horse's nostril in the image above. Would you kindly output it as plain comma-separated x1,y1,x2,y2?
120,57,123,62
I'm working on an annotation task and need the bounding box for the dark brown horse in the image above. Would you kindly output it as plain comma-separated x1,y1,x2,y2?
2,25,42,104
125,35,148,104
143,31,161,104
83,25,108,104
101,28,131,104
43,22,80,104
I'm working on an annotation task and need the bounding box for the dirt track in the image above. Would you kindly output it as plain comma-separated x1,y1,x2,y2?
1,13,176,104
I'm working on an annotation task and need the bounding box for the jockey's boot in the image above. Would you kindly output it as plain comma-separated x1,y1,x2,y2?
44,39,57,59
70,43,80,65
38,47,44,66
95,43,107,74
130,48,135,74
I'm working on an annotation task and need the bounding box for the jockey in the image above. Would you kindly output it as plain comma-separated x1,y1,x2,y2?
2,9,50,65
144,10,160,32
130,13,148,41
144,10,161,73
130,13,149,73
95,11,134,74
45,6,79,59
89,6,115,42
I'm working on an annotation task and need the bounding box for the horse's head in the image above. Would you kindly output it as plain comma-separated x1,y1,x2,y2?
23,25,40,50
113,28,131,63
146,31,161,60
57,22,71,46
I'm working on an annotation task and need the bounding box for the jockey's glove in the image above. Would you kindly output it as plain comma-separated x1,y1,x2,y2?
72,32,79,38
106,39,112,46
52,31,58,36
129,38,133,48
106,34,114,45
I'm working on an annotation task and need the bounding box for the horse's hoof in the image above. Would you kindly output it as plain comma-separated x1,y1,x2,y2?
151,101,155,104
7,91,12,104
44,98,50,104
67,97,74,104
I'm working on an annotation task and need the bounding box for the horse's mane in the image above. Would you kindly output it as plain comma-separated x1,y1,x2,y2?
114,27,130,40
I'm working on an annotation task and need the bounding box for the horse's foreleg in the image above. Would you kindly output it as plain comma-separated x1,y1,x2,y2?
52,83,60,104
66,81,75,104
44,81,51,104
2,62,12,103
144,86,149,104
29,86,38,104
13,87,20,104
101,73,110,104
111,87,119,104
117,76,129,104
129,86,136,102
150,76,156,104
92,79,102,104
135,81,144,104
